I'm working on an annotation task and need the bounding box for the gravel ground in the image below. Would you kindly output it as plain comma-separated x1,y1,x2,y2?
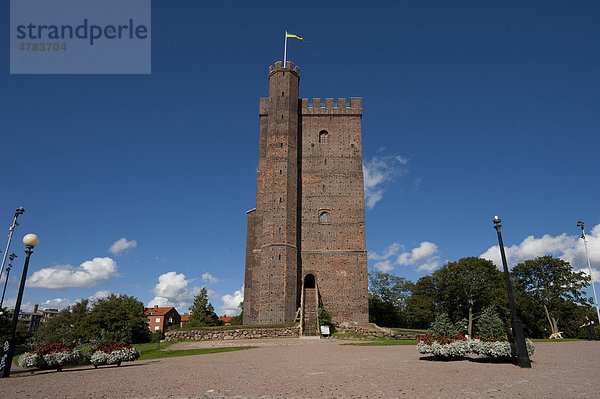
1,339,598,398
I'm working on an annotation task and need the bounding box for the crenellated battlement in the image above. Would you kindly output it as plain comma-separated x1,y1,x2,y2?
260,97,362,116
300,97,362,115
269,61,300,76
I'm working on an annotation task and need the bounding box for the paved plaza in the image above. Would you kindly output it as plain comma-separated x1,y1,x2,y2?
1,339,598,398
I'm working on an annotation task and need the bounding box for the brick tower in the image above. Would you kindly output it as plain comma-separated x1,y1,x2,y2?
244,61,368,330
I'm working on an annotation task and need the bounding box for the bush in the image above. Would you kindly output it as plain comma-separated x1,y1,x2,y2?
318,307,332,326
475,306,507,340
428,313,464,336
150,331,164,343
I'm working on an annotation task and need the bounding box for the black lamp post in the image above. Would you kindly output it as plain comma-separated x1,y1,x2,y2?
1,234,39,378
493,217,531,368
0,253,16,309
0,207,24,284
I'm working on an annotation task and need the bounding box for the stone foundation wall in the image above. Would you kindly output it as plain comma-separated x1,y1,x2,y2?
335,322,391,339
165,325,300,341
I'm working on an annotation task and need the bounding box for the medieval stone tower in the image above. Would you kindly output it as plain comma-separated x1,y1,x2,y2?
243,61,368,332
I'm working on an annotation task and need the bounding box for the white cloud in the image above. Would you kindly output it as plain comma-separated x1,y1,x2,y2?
202,272,219,284
148,271,202,311
373,260,394,272
40,297,72,310
218,287,244,316
368,243,402,261
369,241,441,273
397,242,439,266
88,290,110,301
108,238,137,256
480,223,600,282
27,257,117,289
363,154,409,210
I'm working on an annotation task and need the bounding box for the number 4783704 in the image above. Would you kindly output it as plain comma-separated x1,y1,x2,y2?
18,42,67,51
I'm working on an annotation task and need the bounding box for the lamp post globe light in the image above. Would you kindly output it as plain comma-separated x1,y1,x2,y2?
493,217,531,368
0,234,39,378
577,220,600,324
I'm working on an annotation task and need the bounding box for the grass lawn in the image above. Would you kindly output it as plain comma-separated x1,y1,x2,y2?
134,341,257,360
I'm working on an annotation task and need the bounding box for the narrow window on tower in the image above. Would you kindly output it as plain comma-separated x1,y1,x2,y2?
279,169,282,174
280,143,283,148
282,114,284,120
319,212,330,224
324,159,327,166
279,254,281,260
319,130,329,143
322,184,326,193
282,91,284,97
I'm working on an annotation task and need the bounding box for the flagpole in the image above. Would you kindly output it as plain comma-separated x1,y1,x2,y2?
283,30,288,68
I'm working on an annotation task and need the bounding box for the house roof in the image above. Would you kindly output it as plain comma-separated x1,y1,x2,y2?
180,314,190,322
219,316,233,323
144,306,179,317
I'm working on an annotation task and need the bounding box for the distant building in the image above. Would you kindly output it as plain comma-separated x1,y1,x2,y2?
219,315,233,326
144,305,181,333
180,314,190,327
7,304,60,334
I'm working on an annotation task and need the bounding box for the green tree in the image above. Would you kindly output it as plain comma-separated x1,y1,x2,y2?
228,301,243,325
87,294,149,343
432,257,505,336
187,288,219,327
368,271,414,327
33,300,91,346
405,275,437,329
512,256,592,337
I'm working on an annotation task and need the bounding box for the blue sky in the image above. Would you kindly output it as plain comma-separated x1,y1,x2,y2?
1,1,599,316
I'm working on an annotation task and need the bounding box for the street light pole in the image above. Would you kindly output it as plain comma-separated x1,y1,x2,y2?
493,216,531,368
0,207,24,282
0,253,16,309
577,220,600,324
0,234,39,378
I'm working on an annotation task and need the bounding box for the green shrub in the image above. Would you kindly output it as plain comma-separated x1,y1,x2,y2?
475,306,507,340
428,313,463,336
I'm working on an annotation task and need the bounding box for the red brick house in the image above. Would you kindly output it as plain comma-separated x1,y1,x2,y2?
180,314,190,327
144,306,181,333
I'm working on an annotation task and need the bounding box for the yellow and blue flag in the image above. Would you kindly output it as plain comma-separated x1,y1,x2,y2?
286,32,306,42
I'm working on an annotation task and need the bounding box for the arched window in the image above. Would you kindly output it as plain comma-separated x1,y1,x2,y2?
319,130,329,143
320,212,329,223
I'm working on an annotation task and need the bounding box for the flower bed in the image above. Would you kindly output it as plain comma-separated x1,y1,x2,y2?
417,332,470,358
18,343,83,372
417,333,535,359
469,335,535,358
86,343,141,368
